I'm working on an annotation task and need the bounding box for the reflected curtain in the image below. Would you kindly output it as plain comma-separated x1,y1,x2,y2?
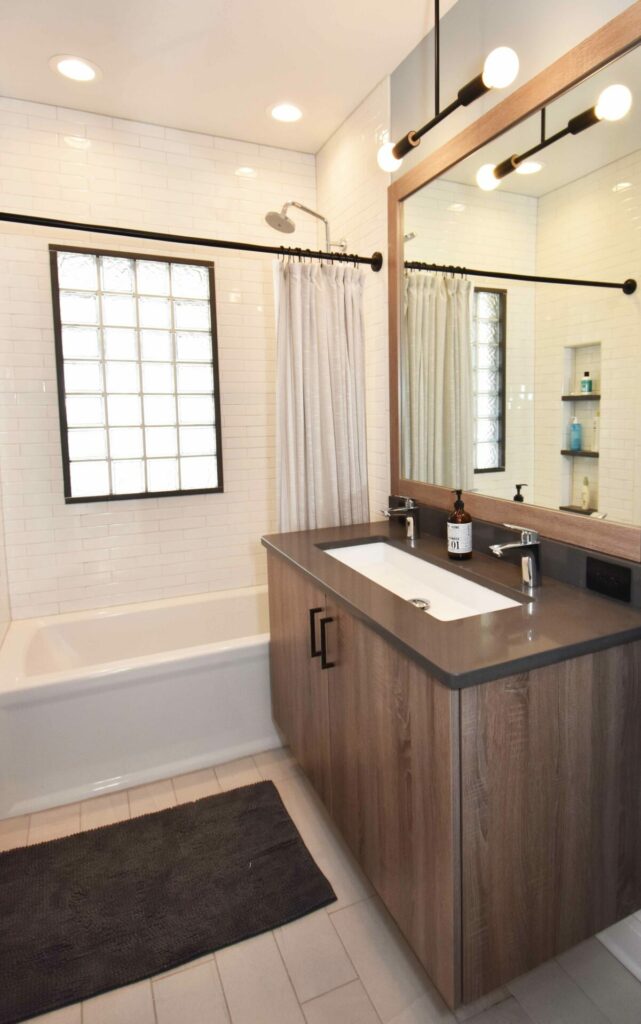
401,273,474,489
274,262,369,532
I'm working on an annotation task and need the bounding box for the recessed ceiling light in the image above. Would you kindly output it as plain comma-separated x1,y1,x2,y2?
270,103,302,123
515,160,544,175
49,54,101,82
612,181,632,192
63,135,91,150
235,166,257,178
447,202,466,212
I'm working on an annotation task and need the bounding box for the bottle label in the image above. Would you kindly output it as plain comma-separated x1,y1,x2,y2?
580,379,592,392
447,522,472,554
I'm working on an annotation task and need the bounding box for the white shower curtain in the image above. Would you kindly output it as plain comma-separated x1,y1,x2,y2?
274,261,369,532
402,273,474,490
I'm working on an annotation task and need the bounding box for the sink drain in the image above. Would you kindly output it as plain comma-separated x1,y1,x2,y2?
408,597,431,611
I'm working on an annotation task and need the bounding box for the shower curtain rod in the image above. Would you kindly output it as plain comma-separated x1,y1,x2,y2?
0,211,384,272
403,259,637,294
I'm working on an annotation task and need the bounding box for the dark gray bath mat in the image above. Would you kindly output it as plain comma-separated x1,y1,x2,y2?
0,780,335,1024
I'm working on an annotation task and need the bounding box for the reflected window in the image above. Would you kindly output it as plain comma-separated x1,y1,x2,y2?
473,288,506,473
50,246,223,502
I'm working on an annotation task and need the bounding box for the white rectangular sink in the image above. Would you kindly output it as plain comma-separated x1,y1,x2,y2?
325,542,521,622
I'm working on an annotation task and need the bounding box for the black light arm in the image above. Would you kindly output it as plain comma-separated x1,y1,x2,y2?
490,103,603,184
391,75,491,160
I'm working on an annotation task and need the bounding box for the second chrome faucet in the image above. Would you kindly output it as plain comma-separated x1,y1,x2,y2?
490,523,541,589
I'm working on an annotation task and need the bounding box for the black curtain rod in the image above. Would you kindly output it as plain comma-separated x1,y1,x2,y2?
404,260,637,294
0,211,383,272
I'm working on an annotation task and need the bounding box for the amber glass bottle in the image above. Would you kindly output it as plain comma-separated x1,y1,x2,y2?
447,489,473,560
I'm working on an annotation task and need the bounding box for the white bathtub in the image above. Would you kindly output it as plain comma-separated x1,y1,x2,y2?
0,586,278,818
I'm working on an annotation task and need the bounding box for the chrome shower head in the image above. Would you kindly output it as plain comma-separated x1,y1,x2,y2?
265,206,295,233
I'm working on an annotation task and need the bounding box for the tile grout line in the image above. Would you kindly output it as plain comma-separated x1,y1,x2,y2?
148,974,160,1024
553,951,620,1023
271,926,308,1018
326,898,384,1023
211,954,234,1024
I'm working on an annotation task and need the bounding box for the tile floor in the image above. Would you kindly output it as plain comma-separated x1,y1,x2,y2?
2,748,641,1024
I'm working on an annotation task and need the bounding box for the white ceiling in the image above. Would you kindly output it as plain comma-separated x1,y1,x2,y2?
0,0,457,153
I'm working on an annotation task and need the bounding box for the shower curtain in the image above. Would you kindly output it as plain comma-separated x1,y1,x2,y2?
402,273,474,489
274,261,369,531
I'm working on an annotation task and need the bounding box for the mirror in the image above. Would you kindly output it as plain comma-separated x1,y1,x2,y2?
400,45,641,527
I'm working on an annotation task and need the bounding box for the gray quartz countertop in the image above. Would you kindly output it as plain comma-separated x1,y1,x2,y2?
261,522,641,689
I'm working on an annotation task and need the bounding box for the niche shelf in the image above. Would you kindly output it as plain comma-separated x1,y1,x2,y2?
561,393,601,402
561,342,601,514
560,449,599,458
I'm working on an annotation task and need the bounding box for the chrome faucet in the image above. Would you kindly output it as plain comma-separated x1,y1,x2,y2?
380,497,420,542
490,523,541,589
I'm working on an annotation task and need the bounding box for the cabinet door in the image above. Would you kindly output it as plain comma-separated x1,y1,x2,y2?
325,602,461,1009
266,552,332,805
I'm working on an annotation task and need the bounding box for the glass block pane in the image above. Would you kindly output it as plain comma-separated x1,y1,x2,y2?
111,459,145,495
180,455,217,490
178,394,215,425
142,362,174,394
138,295,171,329
476,369,499,394
105,361,140,394
475,320,499,345
57,251,98,291
476,394,500,418
109,427,144,459
103,327,138,360
137,260,170,296
145,426,178,458
476,344,499,370
143,395,177,426
147,458,179,492
171,263,209,299
475,292,500,319
70,460,109,497
60,291,99,325
176,331,212,362
68,428,107,461
179,425,216,456
64,360,102,393
475,442,499,470
62,326,100,360
140,330,172,361
173,300,210,331
100,256,134,293
102,292,136,327
66,395,105,427
107,394,142,426
176,363,213,395
476,417,500,442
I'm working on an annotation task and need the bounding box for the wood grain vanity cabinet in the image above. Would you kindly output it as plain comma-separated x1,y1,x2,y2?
266,551,641,1009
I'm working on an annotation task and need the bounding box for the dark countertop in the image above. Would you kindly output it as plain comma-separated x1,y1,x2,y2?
262,522,641,689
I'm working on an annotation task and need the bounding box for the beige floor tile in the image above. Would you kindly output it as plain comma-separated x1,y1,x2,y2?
275,908,356,1002
464,997,534,1024
28,803,81,845
172,768,222,804
83,980,155,1024
214,756,262,791
216,931,304,1024
154,954,213,981
80,791,130,830
128,778,176,817
558,937,641,1024
507,960,609,1024
303,980,381,1024
254,746,299,781
0,813,29,851
332,897,454,1024
455,988,509,1022
30,1006,82,1023
153,960,230,1023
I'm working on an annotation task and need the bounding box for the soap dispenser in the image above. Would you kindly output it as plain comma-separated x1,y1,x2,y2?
514,484,527,502
447,490,473,560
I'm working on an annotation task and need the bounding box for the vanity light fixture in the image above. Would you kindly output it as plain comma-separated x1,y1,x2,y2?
476,86,633,191
49,55,101,82
270,103,303,123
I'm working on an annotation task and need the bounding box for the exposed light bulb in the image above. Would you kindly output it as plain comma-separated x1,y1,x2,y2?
476,163,500,191
515,160,543,175
482,47,519,90
595,84,632,122
377,142,403,172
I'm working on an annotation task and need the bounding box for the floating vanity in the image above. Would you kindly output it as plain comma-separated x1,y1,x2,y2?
262,523,641,1008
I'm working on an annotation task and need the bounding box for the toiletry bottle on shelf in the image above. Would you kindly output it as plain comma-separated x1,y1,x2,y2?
592,411,600,452
581,476,590,511
569,416,582,451
513,484,527,502
447,490,472,560
581,371,593,393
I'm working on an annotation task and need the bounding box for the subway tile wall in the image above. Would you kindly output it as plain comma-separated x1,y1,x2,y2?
0,96,318,618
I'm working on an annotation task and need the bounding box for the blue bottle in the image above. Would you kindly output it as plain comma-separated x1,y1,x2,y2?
570,417,582,451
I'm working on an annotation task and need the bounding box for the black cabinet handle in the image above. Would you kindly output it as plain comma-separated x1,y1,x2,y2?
320,616,335,670
309,607,323,657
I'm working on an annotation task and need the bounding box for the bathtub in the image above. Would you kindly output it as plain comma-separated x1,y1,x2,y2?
0,586,278,818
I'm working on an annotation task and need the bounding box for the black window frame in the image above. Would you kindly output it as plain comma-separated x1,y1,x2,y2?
472,286,507,475
50,244,224,504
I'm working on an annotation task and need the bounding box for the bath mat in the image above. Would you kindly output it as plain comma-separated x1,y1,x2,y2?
0,780,335,1024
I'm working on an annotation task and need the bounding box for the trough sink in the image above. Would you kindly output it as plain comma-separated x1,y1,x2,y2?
325,541,521,622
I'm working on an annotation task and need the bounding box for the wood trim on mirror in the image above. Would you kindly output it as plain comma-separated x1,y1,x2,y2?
388,2,641,562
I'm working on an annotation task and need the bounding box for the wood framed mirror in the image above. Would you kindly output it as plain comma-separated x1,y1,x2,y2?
388,3,641,560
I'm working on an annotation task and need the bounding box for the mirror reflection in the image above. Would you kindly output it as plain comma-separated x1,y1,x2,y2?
400,47,641,525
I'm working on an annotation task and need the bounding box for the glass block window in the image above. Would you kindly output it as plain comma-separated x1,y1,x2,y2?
472,288,506,473
50,246,223,502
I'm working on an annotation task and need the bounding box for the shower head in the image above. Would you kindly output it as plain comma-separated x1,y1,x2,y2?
265,206,295,233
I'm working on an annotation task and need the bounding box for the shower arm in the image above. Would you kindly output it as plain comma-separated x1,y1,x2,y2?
283,202,346,253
